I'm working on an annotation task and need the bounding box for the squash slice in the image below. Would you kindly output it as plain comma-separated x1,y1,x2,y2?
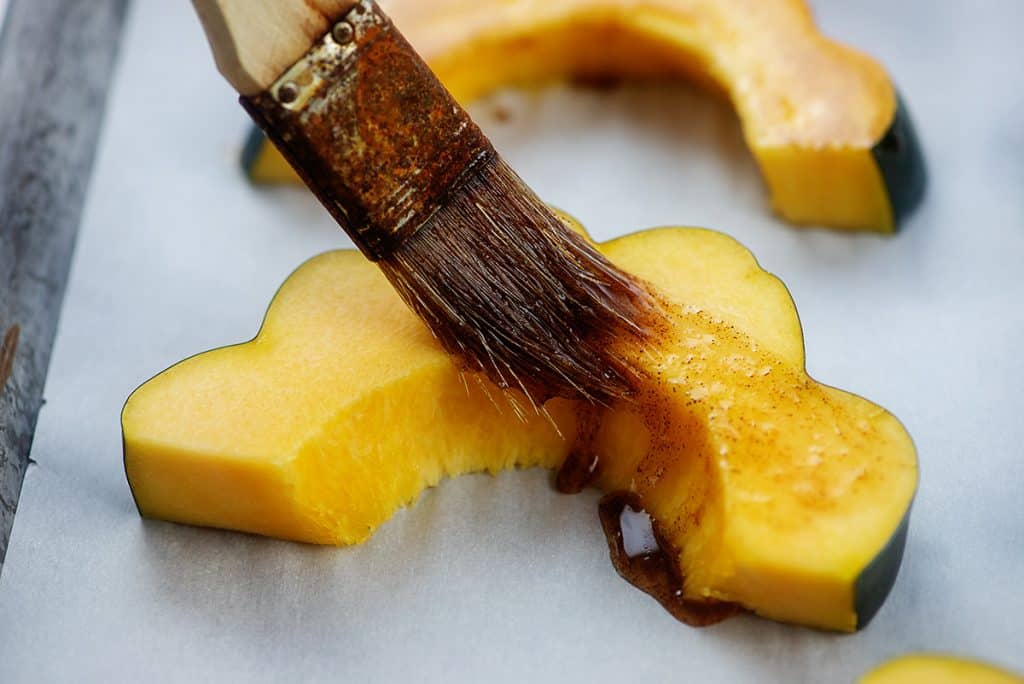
123,222,917,631
243,0,926,231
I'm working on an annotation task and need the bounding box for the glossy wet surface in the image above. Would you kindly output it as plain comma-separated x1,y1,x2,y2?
598,492,739,627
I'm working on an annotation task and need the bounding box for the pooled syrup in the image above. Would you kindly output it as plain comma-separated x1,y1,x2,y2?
598,493,739,627
553,399,739,627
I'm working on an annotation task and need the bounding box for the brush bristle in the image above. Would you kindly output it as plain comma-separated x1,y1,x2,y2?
379,156,658,406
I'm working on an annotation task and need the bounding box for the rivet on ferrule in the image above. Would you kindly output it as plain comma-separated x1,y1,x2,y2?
331,21,354,45
268,3,372,109
276,82,299,104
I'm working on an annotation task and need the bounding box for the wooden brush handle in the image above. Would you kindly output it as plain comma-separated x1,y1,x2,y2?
192,0,359,96
235,0,496,261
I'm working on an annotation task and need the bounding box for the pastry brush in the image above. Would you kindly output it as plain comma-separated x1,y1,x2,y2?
191,0,657,404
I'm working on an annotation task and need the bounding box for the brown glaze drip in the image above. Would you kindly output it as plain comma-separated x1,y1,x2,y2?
598,492,740,627
569,73,626,92
555,404,603,494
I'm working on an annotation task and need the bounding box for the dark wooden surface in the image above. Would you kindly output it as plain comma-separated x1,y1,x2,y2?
0,0,129,573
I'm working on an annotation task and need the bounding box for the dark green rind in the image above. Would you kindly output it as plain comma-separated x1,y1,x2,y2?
872,92,927,229
854,502,913,629
240,126,268,179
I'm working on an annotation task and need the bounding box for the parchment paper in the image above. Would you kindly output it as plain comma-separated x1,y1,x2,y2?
1,1,1022,681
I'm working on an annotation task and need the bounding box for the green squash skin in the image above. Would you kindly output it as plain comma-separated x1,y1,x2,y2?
240,126,268,181
854,501,914,629
872,92,927,230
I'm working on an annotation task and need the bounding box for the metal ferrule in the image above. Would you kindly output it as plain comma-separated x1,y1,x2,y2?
241,0,494,261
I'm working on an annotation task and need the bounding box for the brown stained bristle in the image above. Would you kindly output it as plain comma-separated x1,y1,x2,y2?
379,155,658,406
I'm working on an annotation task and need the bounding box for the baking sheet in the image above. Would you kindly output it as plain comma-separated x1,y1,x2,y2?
1,0,1022,681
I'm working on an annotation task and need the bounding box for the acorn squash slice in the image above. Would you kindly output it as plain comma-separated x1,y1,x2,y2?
123,222,917,631
243,0,925,231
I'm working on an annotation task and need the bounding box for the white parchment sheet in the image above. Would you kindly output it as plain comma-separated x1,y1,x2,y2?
1,1,1022,681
